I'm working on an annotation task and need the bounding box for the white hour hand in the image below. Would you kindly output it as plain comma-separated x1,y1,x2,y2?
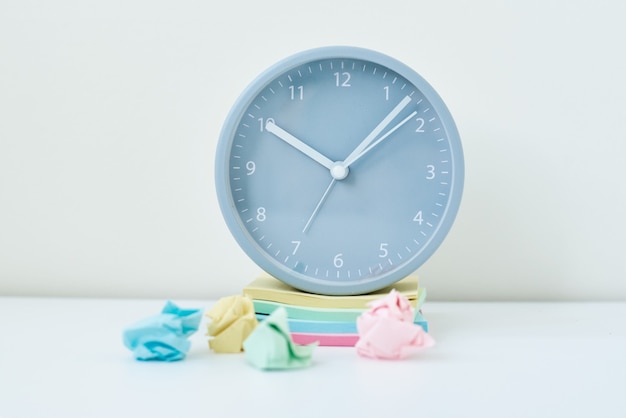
265,120,334,170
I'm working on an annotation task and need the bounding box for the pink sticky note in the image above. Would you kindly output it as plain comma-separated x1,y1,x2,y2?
291,332,359,347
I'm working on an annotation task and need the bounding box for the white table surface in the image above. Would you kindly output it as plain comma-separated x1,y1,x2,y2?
1,297,625,418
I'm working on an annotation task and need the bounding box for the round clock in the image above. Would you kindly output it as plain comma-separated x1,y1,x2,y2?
215,46,464,295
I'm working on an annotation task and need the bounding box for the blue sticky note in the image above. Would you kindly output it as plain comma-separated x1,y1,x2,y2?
122,301,202,361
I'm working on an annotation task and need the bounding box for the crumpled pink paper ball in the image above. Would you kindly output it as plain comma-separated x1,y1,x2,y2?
356,289,435,360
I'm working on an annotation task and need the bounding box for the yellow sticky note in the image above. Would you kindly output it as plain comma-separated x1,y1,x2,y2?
206,295,258,353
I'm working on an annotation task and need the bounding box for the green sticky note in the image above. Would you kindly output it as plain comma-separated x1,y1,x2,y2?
243,307,317,370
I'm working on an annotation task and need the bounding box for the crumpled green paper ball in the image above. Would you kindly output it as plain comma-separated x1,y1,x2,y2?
243,307,317,370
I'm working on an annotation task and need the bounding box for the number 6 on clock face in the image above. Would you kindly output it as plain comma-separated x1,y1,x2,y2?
215,46,464,295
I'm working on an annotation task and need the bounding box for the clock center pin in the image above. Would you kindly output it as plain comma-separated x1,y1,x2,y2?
330,162,349,180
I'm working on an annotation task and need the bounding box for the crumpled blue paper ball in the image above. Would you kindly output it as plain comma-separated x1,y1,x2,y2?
123,301,202,362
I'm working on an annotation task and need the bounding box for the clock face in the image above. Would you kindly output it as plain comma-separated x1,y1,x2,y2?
216,47,464,295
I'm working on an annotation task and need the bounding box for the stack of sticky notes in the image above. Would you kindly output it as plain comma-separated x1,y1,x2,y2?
243,275,428,347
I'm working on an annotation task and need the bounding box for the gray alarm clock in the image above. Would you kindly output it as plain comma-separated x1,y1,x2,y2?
215,46,464,295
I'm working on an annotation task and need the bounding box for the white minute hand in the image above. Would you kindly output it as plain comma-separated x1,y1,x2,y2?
342,95,412,168
343,110,417,167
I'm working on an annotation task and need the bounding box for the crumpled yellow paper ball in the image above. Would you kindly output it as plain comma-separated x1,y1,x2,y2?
206,295,258,353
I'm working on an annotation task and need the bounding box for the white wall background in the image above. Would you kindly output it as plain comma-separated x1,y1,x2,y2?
1,0,625,301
